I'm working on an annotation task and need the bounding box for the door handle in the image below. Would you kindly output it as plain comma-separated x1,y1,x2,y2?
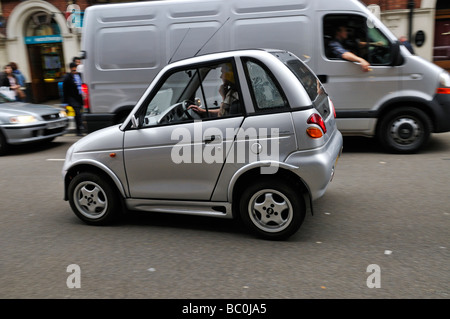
204,135,218,144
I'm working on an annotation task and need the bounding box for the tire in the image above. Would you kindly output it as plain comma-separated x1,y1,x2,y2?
378,107,432,154
239,178,306,240
0,132,8,156
68,172,121,225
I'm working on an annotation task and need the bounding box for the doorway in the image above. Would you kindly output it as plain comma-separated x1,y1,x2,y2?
434,1,450,71
24,12,66,103
27,43,65,103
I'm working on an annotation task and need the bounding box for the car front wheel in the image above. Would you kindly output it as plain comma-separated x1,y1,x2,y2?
68,172,121,225
239,178,306,240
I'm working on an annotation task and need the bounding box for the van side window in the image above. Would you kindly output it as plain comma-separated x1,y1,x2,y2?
244,60,288,111
323,14,393,65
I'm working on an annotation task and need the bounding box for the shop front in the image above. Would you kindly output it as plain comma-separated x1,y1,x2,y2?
25,15,66,103
5,0,81,104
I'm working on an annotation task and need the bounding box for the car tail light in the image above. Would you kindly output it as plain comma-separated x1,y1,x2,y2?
306,127,324,138
81,83,90,111
306,113,327,138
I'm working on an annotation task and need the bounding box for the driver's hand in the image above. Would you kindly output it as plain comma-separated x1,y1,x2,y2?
188,105,206,113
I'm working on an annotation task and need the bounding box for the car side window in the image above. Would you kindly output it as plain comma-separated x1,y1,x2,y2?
138,60,242,128
244,59,288,111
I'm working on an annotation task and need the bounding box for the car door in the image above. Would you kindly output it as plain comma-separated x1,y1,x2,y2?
123,59,244,200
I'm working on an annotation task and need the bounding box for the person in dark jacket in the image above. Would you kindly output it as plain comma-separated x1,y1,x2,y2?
63,62,85,136
1,64,21,101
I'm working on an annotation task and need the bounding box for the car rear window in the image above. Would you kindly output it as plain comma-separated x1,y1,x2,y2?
272,51,331,119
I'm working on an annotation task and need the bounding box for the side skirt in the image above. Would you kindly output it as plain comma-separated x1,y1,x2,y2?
125,198,233,219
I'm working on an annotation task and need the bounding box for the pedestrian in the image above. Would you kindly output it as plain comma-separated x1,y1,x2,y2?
399,36,415,54
63,62,85,136
72,56,84,75
1,64,22,101
9,62,26,101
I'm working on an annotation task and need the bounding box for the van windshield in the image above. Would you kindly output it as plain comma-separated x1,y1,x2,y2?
272,51,331,119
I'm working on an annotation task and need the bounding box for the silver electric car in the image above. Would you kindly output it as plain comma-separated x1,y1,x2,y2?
63,49,343,240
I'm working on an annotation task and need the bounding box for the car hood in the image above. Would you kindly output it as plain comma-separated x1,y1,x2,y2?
71,124,124,154
0,102,62,117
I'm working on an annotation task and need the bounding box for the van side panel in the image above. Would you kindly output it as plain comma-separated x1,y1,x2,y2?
82,0,314,131
83,4,164,119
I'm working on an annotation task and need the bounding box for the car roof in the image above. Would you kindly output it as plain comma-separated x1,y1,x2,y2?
167,48,289,68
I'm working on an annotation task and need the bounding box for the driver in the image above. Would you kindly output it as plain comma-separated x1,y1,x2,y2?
188,63,239,117
328,25,372,72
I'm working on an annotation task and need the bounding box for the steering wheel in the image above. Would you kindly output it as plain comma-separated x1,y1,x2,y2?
182,100,202,120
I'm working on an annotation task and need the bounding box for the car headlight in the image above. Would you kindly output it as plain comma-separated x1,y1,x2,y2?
439,71,450,88
9,115,38,124
59,110,68,118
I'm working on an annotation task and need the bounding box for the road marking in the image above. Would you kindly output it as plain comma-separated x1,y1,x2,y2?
46,159,65,161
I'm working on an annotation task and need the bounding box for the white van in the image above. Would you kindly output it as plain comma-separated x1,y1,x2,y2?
80,0,450,153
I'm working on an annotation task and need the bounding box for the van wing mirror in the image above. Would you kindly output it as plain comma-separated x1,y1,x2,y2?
390,41,404,66
79,50,87,59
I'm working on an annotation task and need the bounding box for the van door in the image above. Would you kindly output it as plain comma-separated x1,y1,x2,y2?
123,59,244,200
317,13,402,134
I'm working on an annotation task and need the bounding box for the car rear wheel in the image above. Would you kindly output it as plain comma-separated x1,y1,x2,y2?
239,178,305,240
378,107,432,154
68,172,121,225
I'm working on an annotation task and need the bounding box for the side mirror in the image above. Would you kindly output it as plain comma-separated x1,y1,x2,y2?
130,115,139,129
390,41,404,66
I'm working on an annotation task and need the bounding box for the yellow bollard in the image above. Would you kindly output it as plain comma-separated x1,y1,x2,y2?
66,106,75,117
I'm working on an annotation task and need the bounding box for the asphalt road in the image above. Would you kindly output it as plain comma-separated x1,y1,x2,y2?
0,133,449,300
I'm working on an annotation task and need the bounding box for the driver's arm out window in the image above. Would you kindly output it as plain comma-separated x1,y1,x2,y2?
323,14,393,65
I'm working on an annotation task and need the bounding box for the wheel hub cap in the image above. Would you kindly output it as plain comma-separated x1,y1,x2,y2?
248,189,293,233
390,118,420,145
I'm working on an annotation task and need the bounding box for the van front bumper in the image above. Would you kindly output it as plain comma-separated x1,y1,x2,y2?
432,93,450,133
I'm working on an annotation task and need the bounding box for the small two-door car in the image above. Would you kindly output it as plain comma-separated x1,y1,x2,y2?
63,49,343,240
0,92,68,155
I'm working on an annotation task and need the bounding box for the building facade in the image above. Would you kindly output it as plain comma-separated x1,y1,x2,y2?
0,0,449,103
0,0,93,102
362,0,450,71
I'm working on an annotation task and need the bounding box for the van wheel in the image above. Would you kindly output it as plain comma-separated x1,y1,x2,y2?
378,107,432,154
239,178,305,240
68,172,121,225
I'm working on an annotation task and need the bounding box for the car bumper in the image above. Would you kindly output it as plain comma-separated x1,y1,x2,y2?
1,119,69,145
285,129,343,201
